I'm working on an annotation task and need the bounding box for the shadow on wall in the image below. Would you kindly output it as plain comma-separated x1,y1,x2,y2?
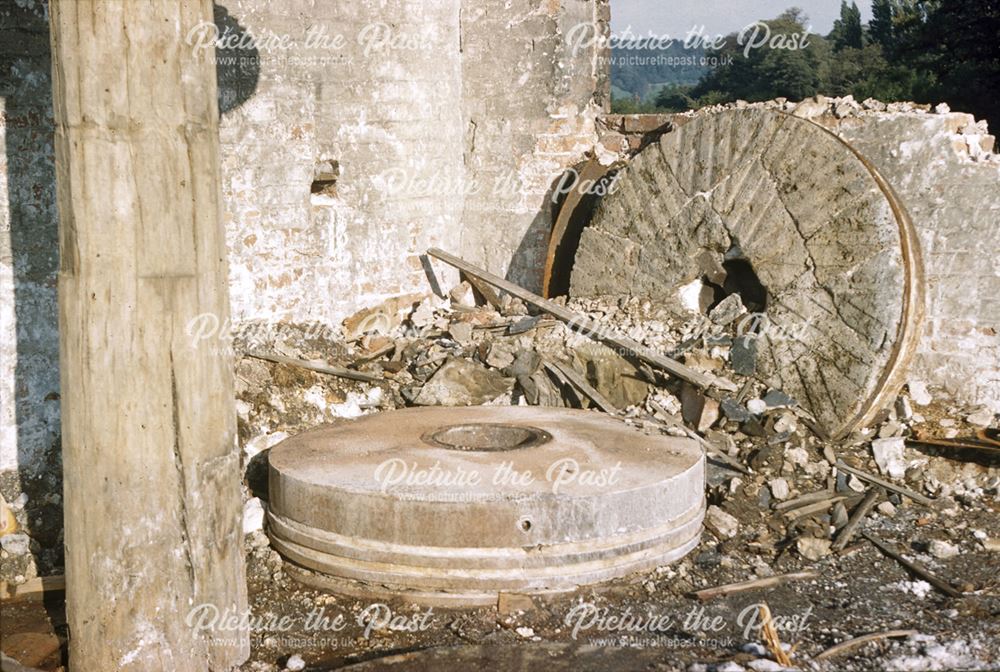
503,177,560,294
0,0,258,579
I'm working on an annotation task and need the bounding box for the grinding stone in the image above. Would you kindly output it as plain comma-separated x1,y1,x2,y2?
267,406,705,605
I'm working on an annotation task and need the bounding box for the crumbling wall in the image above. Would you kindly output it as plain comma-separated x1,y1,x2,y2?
459,0,608,291
826,105,1000,414
216,0,465,325
0,1,61,482
216,0,607,324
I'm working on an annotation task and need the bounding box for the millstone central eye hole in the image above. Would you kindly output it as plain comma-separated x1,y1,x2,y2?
423,423,552,452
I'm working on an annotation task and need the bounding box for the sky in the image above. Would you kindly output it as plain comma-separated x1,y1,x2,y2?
610,0,874,39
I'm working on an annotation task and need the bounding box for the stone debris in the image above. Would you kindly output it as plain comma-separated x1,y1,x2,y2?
283,654,306,671
908,381,933,406
927,539,960,559
412,358,514,406
966,408,995,427
796,537,832,561
243,497,265,535
705,505,740,539
871,437,908,480
0,533,30,557
514,626,536,640
768,478,790,501
666,95,999,165
877,501,897,517
708,294,746,325
227,269,999,669
448,281,476,307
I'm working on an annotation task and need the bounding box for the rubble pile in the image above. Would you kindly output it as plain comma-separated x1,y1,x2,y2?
602,96,999,166
225,268,1000,670
235,278,1000,569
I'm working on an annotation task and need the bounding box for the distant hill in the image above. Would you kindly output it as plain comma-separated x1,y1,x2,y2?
611,44,708,101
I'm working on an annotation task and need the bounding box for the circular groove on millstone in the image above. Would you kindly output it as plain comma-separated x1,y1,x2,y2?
570,109,924,439
267,407,705,604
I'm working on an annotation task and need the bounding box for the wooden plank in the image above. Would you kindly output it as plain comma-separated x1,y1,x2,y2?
689,571,819,601
772,488,836,511
427,248,736,392
783,495,847,521
0,575,66,602
50,1,249,668
247,351,382,382
862,532,964,598
836,461,936,507
543,360,617,414
832,488,882,552
815,630,919,661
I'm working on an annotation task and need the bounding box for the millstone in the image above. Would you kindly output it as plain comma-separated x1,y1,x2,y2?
570,109,924,439
267,406,704,605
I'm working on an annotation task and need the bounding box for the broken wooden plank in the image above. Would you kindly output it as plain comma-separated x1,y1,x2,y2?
648,400,750,475
427,248,737,392
907,428,1000,456
773,488,837,511
832,488,882,552
836,460,935,507
862,532,964,598
247,351,382,383
814,629,918,661
783,495,848,521
0,574,66,602
353,342,396,365
543,360,617,414
689,570,819,601
540,361,584,407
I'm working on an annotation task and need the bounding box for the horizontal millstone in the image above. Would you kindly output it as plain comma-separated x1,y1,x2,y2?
267,406,705,602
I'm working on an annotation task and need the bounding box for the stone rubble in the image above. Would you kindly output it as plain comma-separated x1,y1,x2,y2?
668,95,999,165
232,281,1000,570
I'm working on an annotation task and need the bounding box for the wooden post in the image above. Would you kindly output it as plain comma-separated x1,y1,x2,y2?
49,1,249,669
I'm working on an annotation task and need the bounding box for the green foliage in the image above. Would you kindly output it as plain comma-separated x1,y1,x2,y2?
899,0,1000,128
610,95,664,114
689,12,828,103
869,0,896,50
614,2,998,129
610,42,708,101
830,1,864,50
652,84,696,112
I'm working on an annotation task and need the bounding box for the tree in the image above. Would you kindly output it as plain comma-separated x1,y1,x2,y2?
869,0,896,50
653,84,697,111
661,2,997,132
911,0,1000,128
690,11,827,104
830,1,864,50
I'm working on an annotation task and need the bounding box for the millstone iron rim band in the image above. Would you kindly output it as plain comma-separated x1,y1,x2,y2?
267,407,706,605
